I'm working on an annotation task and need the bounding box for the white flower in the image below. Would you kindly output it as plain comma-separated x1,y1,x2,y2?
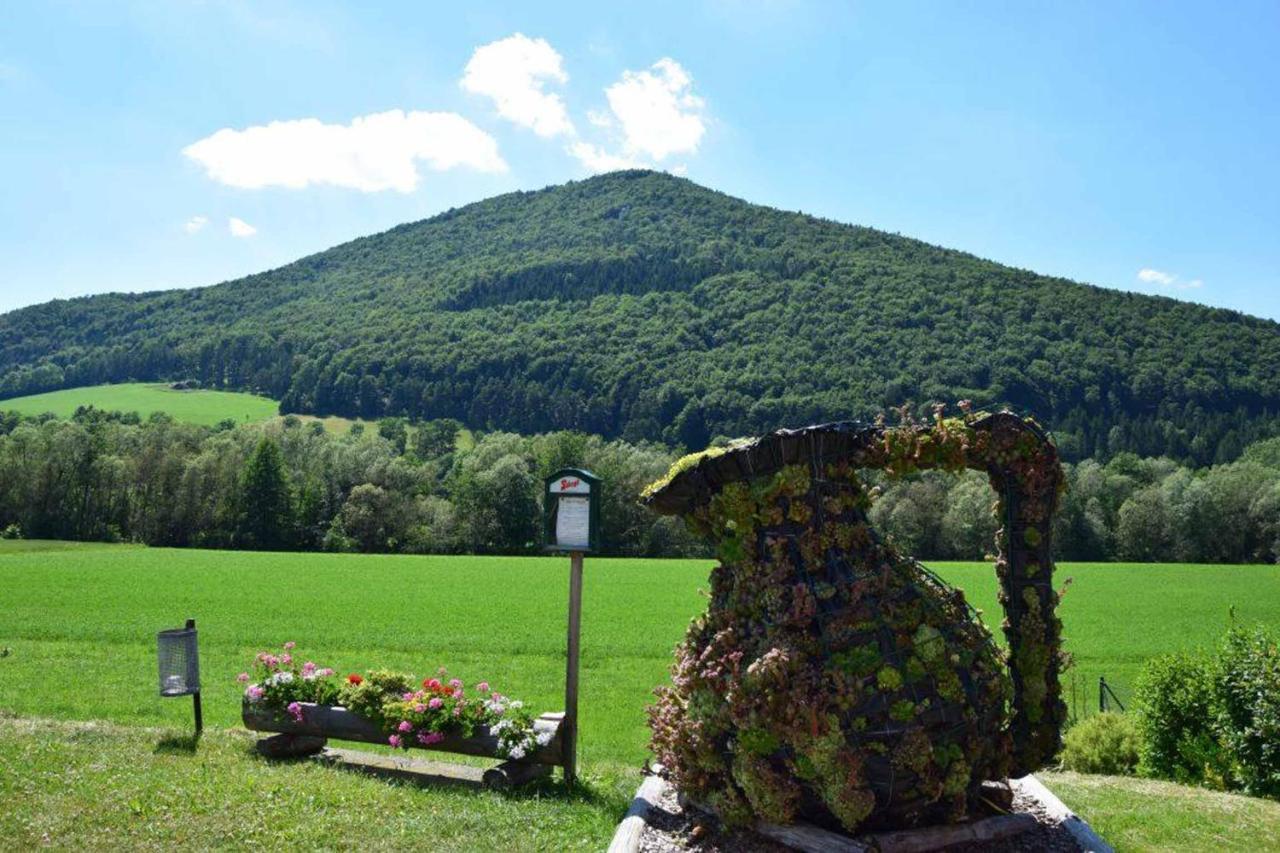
267,671,294,686
536,730,554,746
508,744,526,760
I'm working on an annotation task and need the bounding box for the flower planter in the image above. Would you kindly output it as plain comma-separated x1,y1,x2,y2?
242,702,566,766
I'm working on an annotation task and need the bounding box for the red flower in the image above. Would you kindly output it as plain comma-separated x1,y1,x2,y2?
347,673,364,685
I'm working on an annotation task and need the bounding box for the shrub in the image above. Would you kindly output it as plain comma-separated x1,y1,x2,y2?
1134,624,1280,796
1060,712,1140,775
1214,627,1280,798
1134,650,1226,784
0,523,21,540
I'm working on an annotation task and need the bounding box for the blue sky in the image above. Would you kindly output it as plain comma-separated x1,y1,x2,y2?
2,1,1278,319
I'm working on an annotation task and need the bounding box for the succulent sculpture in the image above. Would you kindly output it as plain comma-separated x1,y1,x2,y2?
643,408,1066,832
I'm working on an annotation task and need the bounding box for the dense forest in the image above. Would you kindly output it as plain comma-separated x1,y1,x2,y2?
3,170,1280,465
2,407,1278,564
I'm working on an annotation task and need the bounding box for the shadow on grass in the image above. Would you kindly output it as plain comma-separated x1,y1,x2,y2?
242,738,624,810
154,732,202,754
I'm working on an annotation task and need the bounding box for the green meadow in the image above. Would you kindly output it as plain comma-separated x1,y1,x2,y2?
1,383,280,426
2,541,1278,848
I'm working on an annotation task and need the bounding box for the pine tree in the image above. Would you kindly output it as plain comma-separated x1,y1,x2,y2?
240,436,293,550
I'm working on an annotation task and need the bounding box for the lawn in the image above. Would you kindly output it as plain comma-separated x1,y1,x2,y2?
0,383,279,426
2,542,1278,849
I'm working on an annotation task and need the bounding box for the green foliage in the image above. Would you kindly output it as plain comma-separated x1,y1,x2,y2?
1213,627,1280,797
1135,625,1280,796
2,172,1278,466
1135,651,1224,784
1060,712,1141,775
239,437,293,550
0,413,706,557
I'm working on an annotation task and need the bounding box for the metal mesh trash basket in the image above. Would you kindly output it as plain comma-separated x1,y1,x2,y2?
157,621,200,697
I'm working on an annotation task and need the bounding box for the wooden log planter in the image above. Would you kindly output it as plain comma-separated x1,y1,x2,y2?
243,702,567,789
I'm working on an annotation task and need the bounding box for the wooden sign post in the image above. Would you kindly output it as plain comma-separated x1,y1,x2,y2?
544,468,600,787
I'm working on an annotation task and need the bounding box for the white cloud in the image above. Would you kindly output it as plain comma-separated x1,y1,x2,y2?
183,110,506,193
605,58,705,161
1136,267,1203,291
228,217,257,238
570,57,707,173
461,34,573,138
183,215,209,235
567,142,644,173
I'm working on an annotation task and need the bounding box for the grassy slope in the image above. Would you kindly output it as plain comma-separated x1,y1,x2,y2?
2,542,1278,848
0,384,478,444
1,383,279,426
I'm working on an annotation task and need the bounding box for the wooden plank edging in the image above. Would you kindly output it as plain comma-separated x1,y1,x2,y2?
757,821,871,852
1013,774,1114,853
607,769,669,853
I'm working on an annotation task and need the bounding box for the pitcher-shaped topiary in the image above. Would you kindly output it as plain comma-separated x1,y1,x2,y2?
643,409,1066,831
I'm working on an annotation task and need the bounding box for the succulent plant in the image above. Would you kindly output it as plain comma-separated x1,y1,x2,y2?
644,409,1066,832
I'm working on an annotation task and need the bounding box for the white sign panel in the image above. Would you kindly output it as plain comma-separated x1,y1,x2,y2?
549,476,591,495
555,496,591,549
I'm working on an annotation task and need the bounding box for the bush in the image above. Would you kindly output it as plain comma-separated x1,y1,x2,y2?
1214,627,1280,797
1134,624,1280,796
1134,650,1227,785
0,523,21,540
1060,712,1140,775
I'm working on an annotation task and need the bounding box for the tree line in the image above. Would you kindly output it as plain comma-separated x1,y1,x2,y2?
1,406,1278,564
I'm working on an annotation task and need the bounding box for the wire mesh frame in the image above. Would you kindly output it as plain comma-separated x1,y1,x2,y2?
157,625,200,697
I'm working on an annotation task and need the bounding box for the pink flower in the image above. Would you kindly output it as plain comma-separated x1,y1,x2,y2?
265,654,279,668
437,667,448,676
414,703,427,713
302,661,317,676
318,668,334,677
283,641,296,651
425,678,442,691
428,697,443,710
236,672,250,683
398,720,413,733
388,734,402,748
417,731,444,746
402,692,414,701
448,678,463,690
476,681,489,693
286,701,304,723
245,685,265,701
281,654,292,666
453,705,463,717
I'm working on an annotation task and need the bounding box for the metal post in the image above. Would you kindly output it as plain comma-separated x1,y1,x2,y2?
187,618,203,734
1099,676,1106,713
564,551,584,786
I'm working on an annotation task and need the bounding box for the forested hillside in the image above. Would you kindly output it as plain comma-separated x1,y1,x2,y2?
3,170,1279,464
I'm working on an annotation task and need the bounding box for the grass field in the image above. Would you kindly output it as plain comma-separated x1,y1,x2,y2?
0,383,478,446
2,541,1278,848
1,383,279,426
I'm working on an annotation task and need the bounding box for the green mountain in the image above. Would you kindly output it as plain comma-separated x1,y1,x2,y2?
3,170,1278,463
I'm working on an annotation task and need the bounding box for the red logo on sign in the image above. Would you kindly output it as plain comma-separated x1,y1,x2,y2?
561,478,580,490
